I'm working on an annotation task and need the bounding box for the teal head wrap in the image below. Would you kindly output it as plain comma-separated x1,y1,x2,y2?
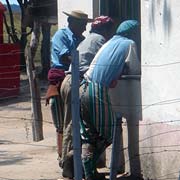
116,20,139,37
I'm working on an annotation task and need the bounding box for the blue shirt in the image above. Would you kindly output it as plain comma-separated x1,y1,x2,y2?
51,27,83,71
85,35,136,87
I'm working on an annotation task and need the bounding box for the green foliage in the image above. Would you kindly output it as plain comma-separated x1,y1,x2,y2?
3,12,58,63
3,12,21,43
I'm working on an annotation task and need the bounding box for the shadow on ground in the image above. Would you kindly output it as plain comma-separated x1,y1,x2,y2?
0,149,32,166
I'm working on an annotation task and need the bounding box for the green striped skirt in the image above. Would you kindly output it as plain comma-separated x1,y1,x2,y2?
80,81,114,142
79,81,115,179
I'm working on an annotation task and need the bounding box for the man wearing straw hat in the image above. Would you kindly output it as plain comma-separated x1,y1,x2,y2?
45,10,92,180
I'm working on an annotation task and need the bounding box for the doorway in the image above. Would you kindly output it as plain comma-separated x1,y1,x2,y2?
99,1,142,175
100,0,141,58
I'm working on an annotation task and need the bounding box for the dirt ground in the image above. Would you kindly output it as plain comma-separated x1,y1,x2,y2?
0,73,61,180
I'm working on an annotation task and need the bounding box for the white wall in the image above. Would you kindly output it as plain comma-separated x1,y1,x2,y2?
141,0,180,124
140,0,180,179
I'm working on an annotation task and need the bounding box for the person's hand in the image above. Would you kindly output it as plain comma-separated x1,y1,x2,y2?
109,80,118,88
61,55,72,65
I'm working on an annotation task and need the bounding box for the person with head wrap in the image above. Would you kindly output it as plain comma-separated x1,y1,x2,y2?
79,20,143,180
60,15,114,179
78,15,114,77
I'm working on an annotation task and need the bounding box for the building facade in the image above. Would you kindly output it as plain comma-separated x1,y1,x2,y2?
58,0,180,179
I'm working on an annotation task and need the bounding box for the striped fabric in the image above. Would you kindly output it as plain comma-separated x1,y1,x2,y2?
80,81,115,179
89,82,114,140
80,81,114,145
50,95,64,133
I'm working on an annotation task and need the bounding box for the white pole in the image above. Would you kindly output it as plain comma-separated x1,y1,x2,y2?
71,50,83,180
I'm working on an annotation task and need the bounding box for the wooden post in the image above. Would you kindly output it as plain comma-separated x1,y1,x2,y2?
30,20,40,60
25,46,43,141
41,23,51,77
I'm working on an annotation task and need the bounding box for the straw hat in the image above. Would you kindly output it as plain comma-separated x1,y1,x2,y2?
63,10,93,22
